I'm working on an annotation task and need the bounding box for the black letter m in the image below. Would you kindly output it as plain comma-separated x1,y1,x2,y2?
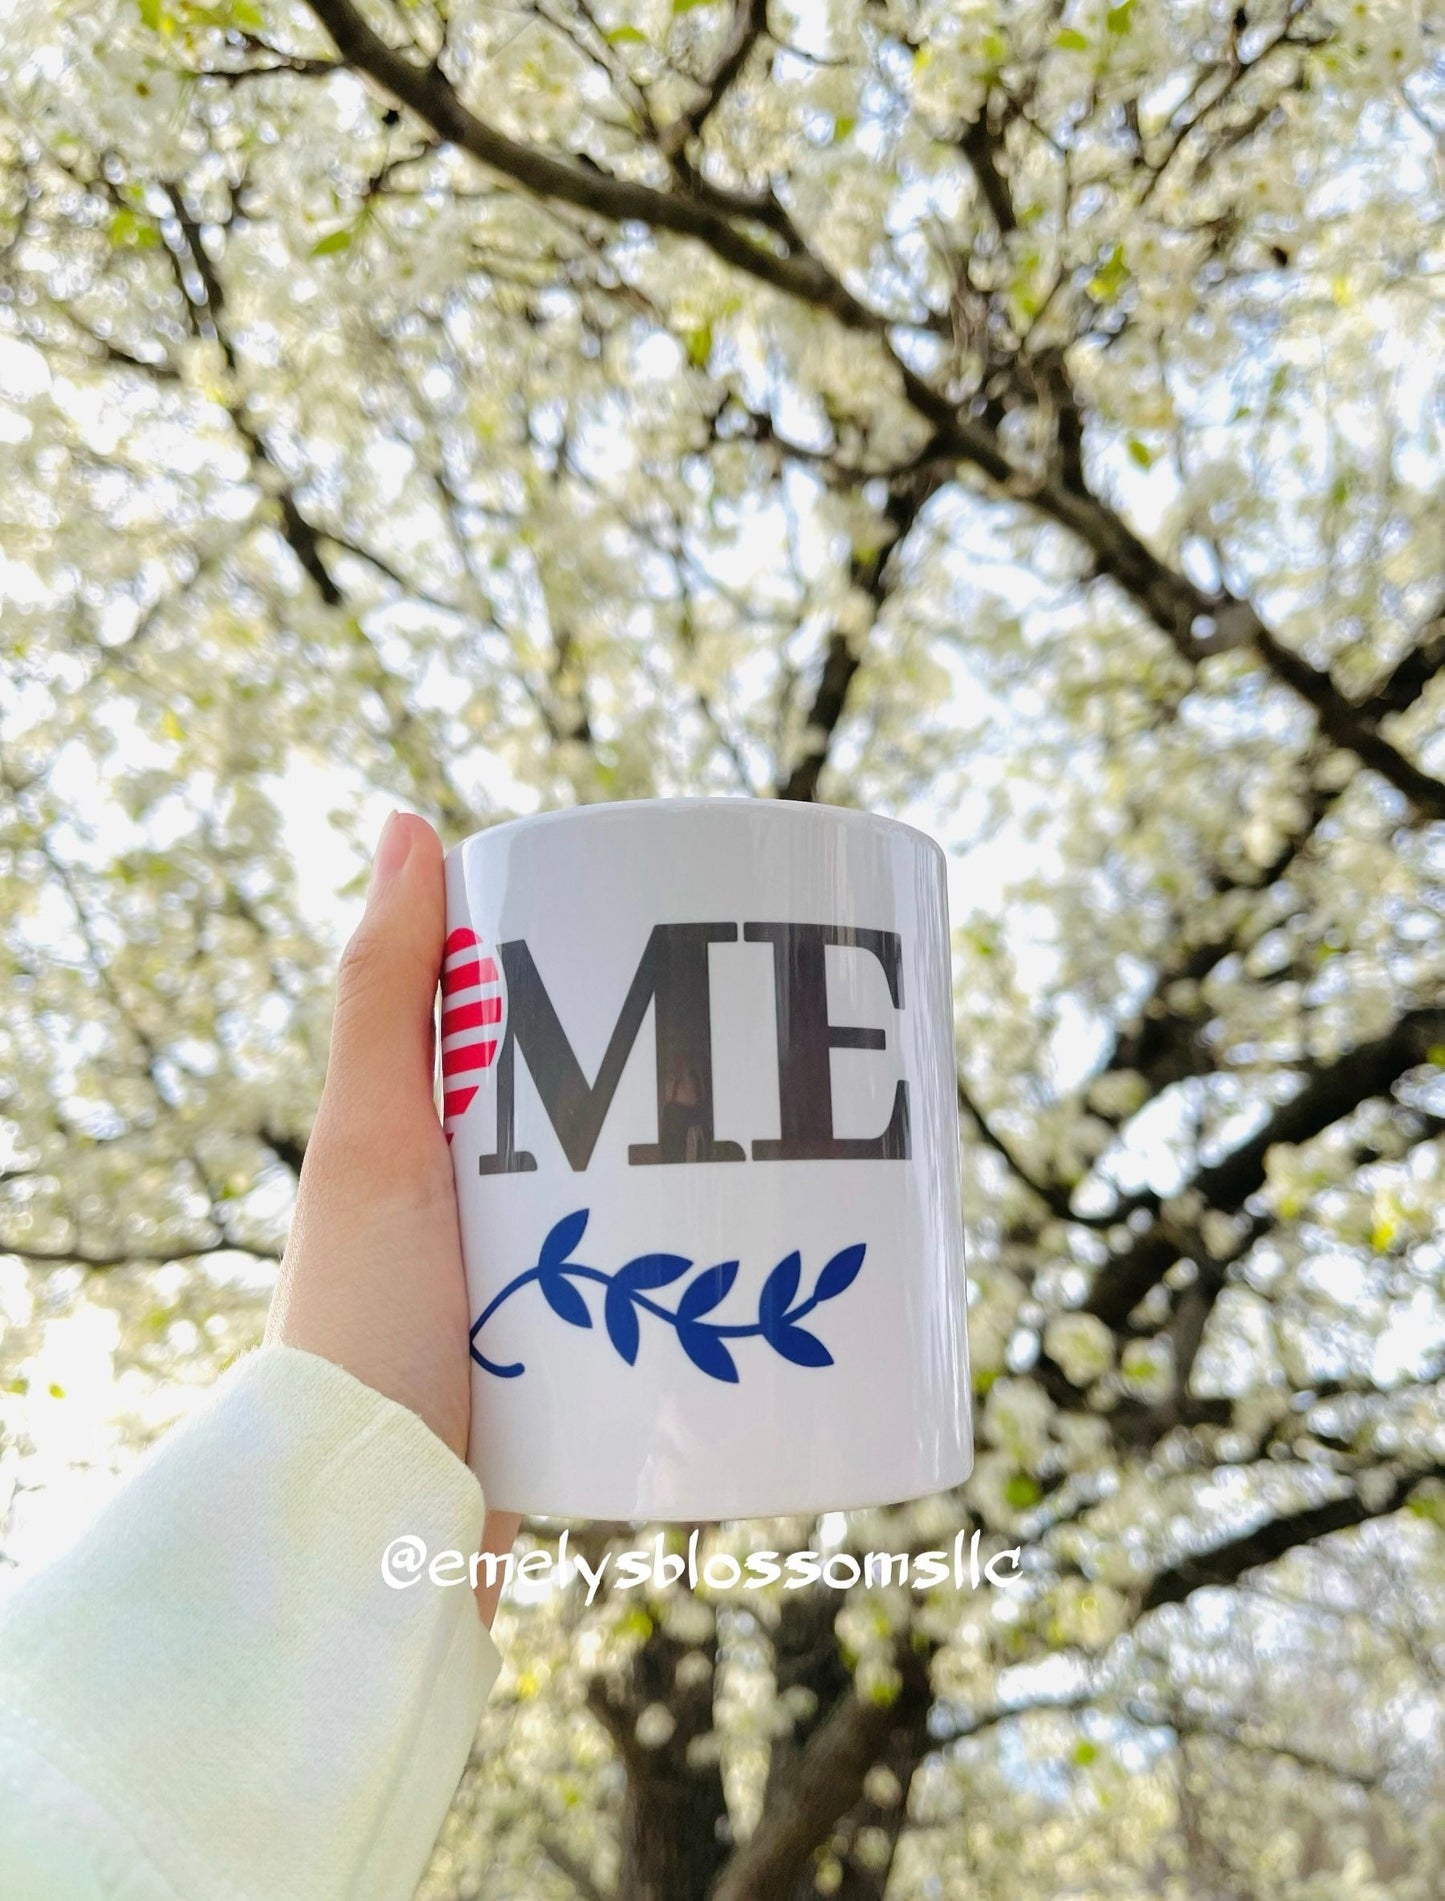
477,926,743,1174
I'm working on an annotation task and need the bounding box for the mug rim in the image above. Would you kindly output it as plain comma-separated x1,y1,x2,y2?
444,796,946,867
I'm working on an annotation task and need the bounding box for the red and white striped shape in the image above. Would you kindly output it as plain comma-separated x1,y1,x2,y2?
441,925,504,1143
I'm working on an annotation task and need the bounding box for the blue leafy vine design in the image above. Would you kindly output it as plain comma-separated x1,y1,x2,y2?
469,1209,865,1384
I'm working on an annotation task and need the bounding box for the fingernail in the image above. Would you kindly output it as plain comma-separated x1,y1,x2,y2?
368,810,412,905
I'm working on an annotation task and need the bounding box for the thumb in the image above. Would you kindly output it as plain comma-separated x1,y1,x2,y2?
325,811,445,1116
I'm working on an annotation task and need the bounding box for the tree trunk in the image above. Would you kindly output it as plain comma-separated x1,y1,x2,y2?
589,1615,729,1901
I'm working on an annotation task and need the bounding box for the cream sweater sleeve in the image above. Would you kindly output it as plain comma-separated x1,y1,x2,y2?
0,1345,502,1901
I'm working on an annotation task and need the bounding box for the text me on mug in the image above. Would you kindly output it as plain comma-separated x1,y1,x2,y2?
443,798,972,1520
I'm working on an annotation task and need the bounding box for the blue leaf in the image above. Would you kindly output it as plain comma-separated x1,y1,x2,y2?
604,1283,641,1364
615,1252,693,1292
539,1271,591,1328
758,1250,802,1340
677,1321,739,1383
604,1257,690,1366
814,1243,865,1304
539,1208,589,1272
677,1260,739,1321
774,1324,833,1368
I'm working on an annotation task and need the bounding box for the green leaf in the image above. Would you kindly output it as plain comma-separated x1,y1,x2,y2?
1406,1486,1445,1529
1088,242,1129,302
1127,435,1154,469
1054,27,1090,51
1073,1739,1099,1766
1005,1472,1041,1509
981,27,1008,65
684,323,713,369
605,23,647,42
310,226,354,257
1106,0,1135,33
831,114,855,142
108,207,158,250
672,0,719,13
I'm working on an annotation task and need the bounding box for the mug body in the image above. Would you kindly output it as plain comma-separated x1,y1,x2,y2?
444,798,971,1520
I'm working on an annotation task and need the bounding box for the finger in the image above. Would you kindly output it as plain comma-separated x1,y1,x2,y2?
325,811,446,1117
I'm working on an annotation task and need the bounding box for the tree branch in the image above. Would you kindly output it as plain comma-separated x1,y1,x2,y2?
958,1078,1119,1228
0,1238,270,1269
260,1125,309,1181
1126,1698,1384,1788
958,109,1017,236
776,628,860,801
302,0,885,333
1356,593,1445,720
157,177,475,831
1252,618,1445,817
660,0,770,159
1085,1007,1445,1327
1078,748,1346,1142
984,340,1445,820
710,1645,933,1901
1141,1465,1445,1610
1032,464,1445,817
303,0,1445,820
776,470,942,800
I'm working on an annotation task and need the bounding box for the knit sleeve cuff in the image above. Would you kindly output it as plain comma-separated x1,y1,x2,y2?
0,1344,502,1901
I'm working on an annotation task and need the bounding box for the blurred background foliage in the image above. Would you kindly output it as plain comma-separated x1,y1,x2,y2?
2,0,1444,1895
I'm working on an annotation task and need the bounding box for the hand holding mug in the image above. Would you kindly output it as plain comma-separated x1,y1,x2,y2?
265,811,520,1620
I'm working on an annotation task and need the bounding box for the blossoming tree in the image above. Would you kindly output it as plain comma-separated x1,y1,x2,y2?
1,0,1443,1895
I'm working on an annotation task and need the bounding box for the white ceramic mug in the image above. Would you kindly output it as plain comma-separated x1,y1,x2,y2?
443,799,971,1520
